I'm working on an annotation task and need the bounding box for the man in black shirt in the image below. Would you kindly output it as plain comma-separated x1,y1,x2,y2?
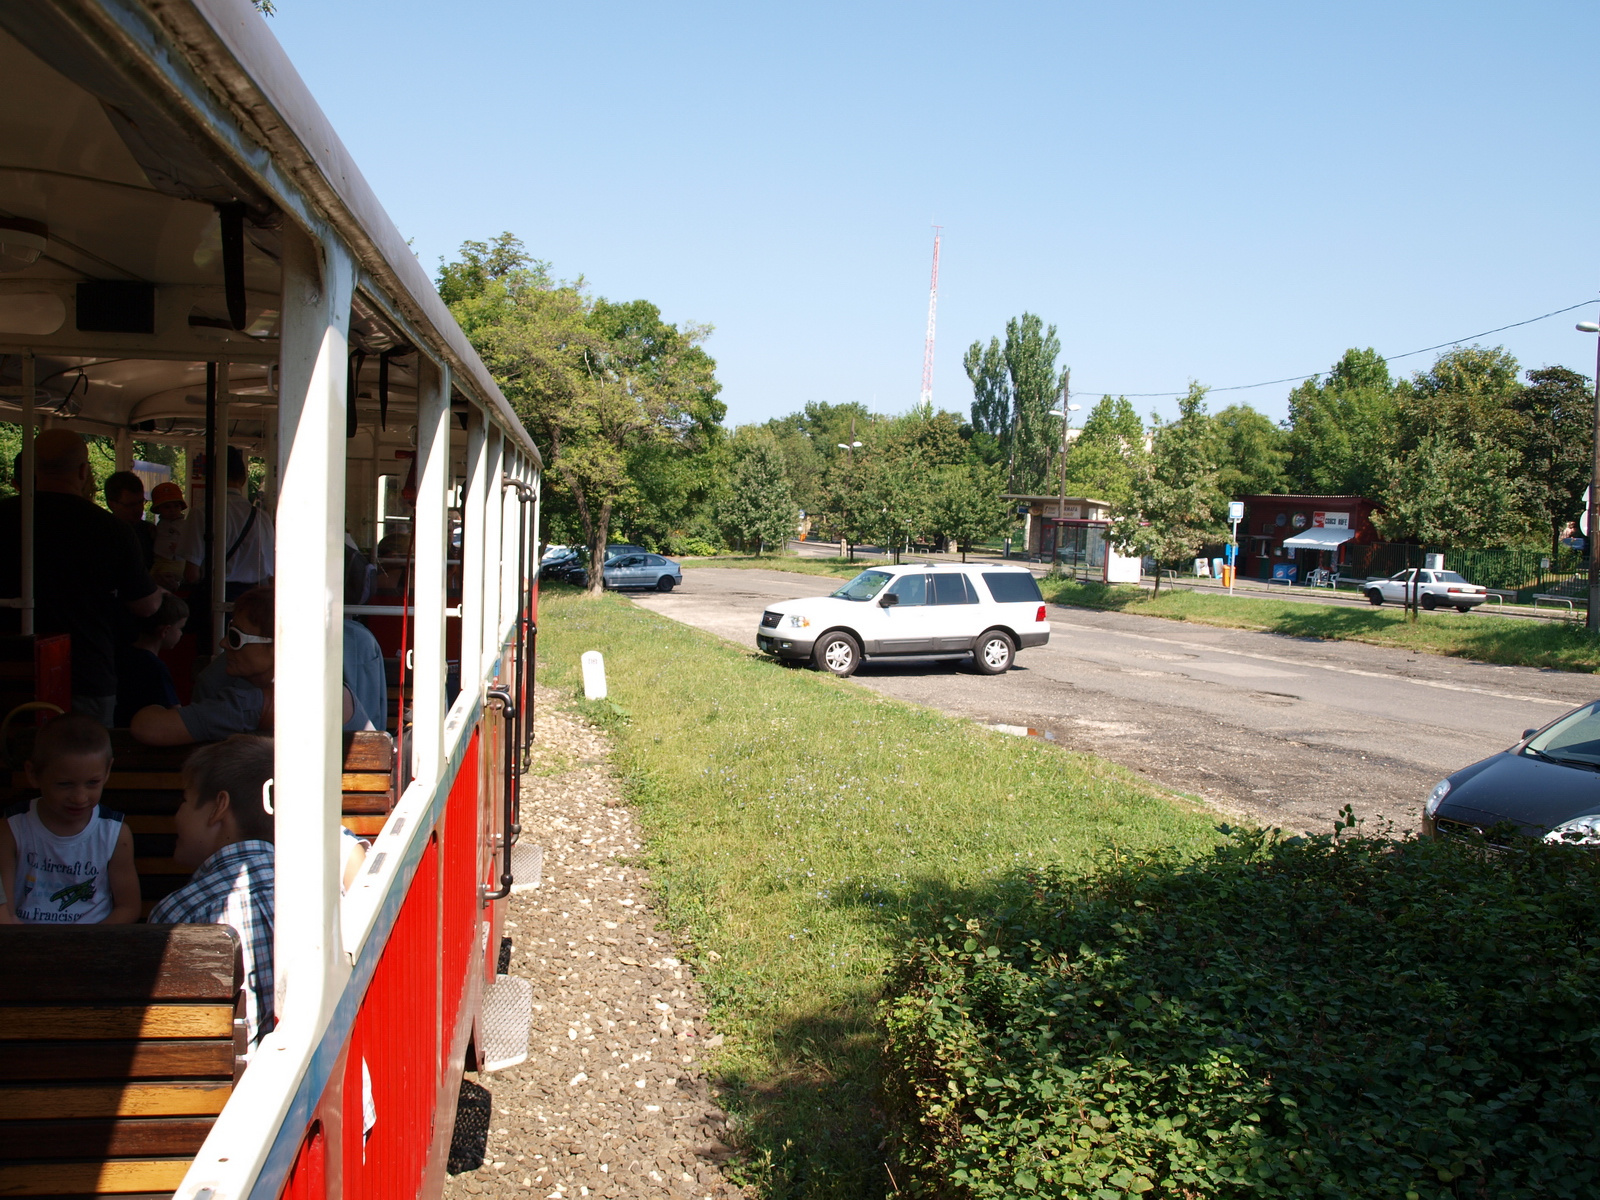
105,470,156,569
0,430,163,725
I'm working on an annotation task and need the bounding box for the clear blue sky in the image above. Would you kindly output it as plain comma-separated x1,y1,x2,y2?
269,1,1600,429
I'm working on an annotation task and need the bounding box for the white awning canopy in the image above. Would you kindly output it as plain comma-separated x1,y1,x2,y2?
1282,527,1356,550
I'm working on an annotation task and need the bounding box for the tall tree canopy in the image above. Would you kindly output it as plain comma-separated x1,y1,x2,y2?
965,314,1063,495
439,233,723,593
719,429,798,556
1284,348,1395,497
1060,395,1146,506
1109,384,1225,591
1210,404,1288,498
1512,366,1595,555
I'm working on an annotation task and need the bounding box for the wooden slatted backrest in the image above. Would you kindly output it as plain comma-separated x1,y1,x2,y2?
340,730,396,839
0,924,243,1199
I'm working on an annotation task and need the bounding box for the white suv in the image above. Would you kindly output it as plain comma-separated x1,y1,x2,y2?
756,563,1049,677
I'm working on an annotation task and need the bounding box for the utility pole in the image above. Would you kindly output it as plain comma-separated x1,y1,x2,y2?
1579,320,1600,634
918,226,941,416
1057,368,1070,533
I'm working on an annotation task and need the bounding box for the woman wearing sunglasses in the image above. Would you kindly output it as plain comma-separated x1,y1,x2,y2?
130,587,276,745
130,588,374,745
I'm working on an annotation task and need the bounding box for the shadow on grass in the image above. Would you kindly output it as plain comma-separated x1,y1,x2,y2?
710,870,1046,1200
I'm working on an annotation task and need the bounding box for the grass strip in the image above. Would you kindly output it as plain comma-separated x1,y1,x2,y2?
1041,579,1600,672
676,553,875,581
534,590,1220,1199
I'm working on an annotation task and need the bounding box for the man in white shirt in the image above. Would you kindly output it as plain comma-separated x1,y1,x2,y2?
180,448,273,599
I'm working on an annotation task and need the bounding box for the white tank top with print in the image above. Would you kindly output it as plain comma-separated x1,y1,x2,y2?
5,799,124,924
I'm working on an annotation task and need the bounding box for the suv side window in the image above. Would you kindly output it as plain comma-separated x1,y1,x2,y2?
889,574,927,606
930,573,978,605
982,572,1044,603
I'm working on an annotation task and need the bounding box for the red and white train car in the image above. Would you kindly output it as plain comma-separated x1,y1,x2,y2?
0,1,539,1196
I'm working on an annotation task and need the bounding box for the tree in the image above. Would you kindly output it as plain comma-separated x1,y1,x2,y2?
1284,348,1395,496
1060,395,1146,505
965,314,1063,495
853,452,931,564
1373,346,1539,550
964,338,1008,443
1370,432,1538,549
926,461,1011,561
1512,366,1594,556
1002,314,1062,495
1109,384,1225,592
1209,404,1288,498
719,431,798,555
438,234,722,597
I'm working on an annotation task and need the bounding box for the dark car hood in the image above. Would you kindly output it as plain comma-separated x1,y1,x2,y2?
1436,750,1600,836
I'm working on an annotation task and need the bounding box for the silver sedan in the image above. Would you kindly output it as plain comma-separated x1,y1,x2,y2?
601,552,682,592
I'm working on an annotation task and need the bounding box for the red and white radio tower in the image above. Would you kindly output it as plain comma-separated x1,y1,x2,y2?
918,225,942,414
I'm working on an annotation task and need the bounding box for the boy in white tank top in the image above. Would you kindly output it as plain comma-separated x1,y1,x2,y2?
0,714,140,924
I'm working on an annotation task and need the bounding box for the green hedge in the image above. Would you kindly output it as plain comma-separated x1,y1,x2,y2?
881,827,1600,1199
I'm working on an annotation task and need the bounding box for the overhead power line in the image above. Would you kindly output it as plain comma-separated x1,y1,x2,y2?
1072,297,1600,399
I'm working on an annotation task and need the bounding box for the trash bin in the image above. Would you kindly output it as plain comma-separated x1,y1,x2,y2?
1220,566,1234,587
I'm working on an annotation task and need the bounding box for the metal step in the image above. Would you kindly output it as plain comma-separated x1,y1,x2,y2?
510,842,542,893
479,973,532,1072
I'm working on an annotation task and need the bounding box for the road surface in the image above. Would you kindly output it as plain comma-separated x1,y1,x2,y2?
631,567,1599,834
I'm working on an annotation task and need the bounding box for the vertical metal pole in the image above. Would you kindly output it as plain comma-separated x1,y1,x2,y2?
459,407,486,702
273,224,353,1037
412,357,450,783
1589,333,1600,633
1057,368,1069,565
481,428,504,673
19,354,34,636
114,427,133,472
210,363,230,650
203,362,216,642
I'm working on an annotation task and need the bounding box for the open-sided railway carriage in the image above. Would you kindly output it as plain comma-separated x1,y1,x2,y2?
0,2,541,1196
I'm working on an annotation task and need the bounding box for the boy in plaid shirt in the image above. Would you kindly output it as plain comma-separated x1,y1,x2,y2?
150,735,275,1047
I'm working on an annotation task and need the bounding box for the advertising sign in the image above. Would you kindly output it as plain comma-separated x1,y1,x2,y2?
1312,511,1350,529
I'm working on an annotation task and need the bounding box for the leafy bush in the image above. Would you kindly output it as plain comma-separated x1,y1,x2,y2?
666,534,722,557
881,827,1600,1199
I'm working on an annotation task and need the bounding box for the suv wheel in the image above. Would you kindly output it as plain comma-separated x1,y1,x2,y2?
972,629,1015,675
814,631,861,677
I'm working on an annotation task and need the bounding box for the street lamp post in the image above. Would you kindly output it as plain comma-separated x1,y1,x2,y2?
1576,321,1600,634
836,439,863,560
1048,379,1081,568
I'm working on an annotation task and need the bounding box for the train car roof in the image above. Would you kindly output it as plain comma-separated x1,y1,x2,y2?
0,0,538,464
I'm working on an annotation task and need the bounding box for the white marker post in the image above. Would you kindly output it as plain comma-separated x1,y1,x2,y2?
581,651,607,700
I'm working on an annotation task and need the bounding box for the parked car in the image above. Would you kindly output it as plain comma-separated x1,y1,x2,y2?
1424,699,1600,845
1364,568,1488,612
539,543,655,586
755,563,1049,677
601,552,681,592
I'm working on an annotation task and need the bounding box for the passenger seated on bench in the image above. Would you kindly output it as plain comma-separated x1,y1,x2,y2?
131,586,374,743
0,714,139,924
131,587,273,744
150,734,276,1046
114,593,189,727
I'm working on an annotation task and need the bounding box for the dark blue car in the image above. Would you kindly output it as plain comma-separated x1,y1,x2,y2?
1424,699,1600,845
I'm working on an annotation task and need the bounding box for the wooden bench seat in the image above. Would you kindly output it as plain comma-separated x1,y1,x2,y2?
0,924,243,1199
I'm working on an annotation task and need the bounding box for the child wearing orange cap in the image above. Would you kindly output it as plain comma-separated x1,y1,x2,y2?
149,481,188,591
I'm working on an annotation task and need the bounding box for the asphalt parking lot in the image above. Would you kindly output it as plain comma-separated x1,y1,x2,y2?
630,567,1600,834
